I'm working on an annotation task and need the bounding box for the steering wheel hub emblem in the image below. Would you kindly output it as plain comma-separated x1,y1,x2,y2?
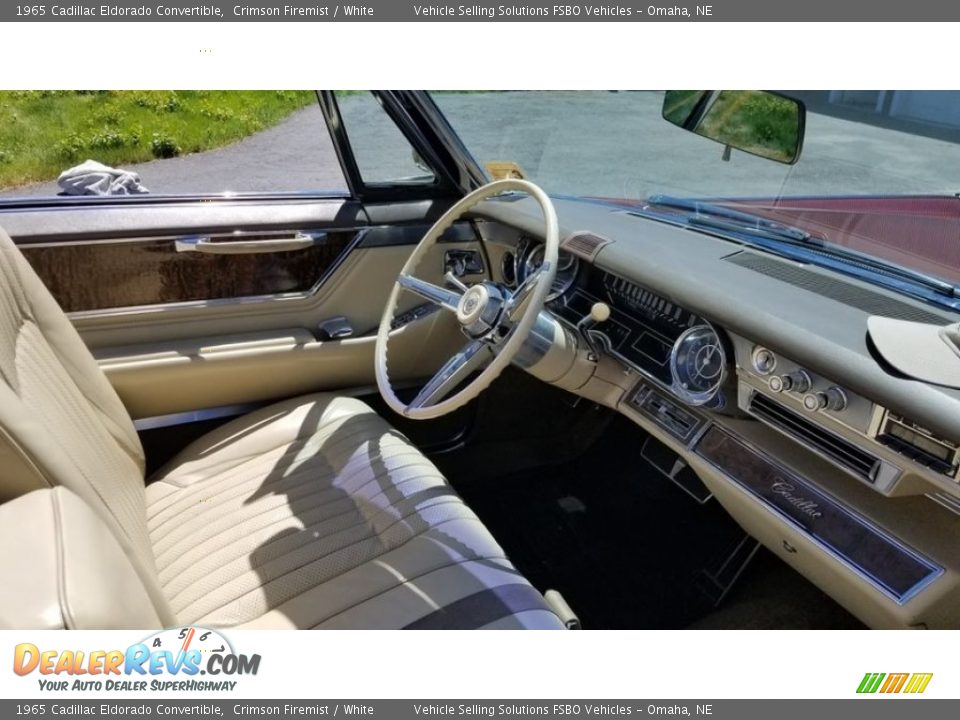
458,285,488,324
456,282,507,337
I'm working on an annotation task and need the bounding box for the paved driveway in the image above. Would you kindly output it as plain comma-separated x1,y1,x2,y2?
2,103,345,198
5,92,960,200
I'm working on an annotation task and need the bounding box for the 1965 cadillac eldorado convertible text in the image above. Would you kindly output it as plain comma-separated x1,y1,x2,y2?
0,90,958,630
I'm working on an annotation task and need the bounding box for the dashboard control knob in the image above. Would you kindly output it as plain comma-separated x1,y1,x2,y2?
752,346,777,375
768,375,785,393
803,387,848,412
823,387,848,411
577,303,611,362
590,302,611,323
779,370,812,393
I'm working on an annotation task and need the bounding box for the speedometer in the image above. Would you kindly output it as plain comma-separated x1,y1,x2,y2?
669,325,727,405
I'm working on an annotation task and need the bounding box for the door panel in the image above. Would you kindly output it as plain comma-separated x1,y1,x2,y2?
19,229,356,312
98,315,464,419
1,197,485,419
74,241,470,348
88,241,477,418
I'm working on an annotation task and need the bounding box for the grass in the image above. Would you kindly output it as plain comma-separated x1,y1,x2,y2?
0,90,317,190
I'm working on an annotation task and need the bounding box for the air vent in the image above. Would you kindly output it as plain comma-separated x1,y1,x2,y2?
748,392,882,482
562,231,612,261
878,413,959,478
628,383,705,444
725,252,950,325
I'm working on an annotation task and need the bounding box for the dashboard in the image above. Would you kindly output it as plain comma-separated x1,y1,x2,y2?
502,233,960,500
483,204,960,629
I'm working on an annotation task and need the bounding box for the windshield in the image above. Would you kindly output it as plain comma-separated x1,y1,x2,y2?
431,90,960,288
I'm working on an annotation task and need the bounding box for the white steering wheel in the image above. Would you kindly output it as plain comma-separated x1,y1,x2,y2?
375,179,559,419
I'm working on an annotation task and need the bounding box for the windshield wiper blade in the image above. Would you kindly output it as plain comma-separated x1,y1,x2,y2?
647,194,815,243
646,194,960,299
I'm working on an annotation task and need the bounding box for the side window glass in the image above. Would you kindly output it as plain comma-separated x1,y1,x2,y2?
334,91,436,186
0,90,346,199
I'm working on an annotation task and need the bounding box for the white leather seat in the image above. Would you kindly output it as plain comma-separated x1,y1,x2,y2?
0,226,563,630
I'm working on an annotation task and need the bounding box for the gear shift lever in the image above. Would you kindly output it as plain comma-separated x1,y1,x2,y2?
576,302,611,361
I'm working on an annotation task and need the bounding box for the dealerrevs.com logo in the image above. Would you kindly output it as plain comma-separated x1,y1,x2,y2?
13,627,260,692
857,672,933,694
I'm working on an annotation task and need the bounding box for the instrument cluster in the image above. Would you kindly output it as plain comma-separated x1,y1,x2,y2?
550,266,730,408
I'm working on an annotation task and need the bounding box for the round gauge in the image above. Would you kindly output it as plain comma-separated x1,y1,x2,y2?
670,325,727,405
521,244,579,301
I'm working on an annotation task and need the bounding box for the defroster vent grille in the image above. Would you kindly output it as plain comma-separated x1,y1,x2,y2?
725,252,950,325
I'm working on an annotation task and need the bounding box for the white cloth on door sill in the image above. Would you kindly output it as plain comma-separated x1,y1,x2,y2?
57,159,150,196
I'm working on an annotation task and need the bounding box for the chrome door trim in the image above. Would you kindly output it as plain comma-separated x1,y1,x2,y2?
173,230,328,254
134,403,266,431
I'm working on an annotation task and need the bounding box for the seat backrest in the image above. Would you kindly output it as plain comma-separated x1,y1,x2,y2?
0,226,171,623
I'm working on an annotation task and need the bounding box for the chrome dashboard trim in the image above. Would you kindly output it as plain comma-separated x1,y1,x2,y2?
928,492,960,517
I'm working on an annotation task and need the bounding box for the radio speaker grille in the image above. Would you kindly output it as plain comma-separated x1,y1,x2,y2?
562,231,613,261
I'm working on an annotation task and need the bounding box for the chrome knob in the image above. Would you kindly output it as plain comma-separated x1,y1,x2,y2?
802,388,847,412
768,375,785,393
781,370,812,393
752,346,777,375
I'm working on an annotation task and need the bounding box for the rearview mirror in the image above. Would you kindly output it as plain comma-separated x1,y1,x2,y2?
662,90,805,165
